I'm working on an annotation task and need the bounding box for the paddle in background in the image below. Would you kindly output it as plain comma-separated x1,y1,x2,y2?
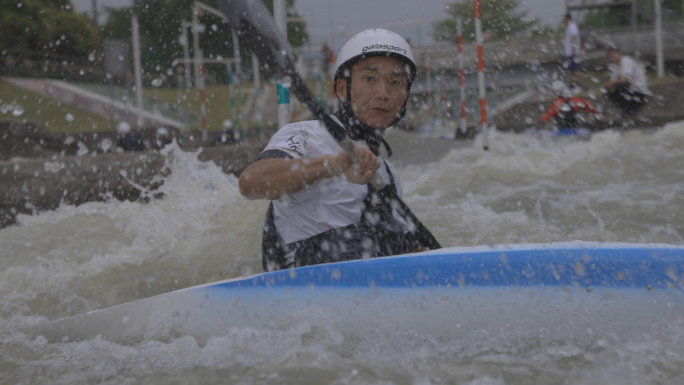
217,0,441,250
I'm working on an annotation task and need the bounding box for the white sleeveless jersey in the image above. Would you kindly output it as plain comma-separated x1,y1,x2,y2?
259,117,409,245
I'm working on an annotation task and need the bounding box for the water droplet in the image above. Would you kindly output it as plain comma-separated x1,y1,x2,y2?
117,121,131,134
88,53,96,62
151,78,163,87
281,76,292,89
100,138,113,152
65,113,74,122
77,142,89,156
12,105,24,116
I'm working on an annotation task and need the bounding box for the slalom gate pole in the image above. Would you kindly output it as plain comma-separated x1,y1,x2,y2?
426,58,433,120
181,20,192,89
494,75,500,115
316,65,322,105
131,14,144,128
654,0,664,78
274,0,291,128
434,69,440,122
458,17,467,135
199,62,208,141
227,67,238,141
474,0,488,150
241,92,249,140
251,52,264,138
177,62,186,142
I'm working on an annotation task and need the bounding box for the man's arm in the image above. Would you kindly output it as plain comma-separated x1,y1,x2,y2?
239,142,380,200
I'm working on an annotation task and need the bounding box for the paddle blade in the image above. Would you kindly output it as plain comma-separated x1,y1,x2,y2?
217,0,292,79
217,0,341,137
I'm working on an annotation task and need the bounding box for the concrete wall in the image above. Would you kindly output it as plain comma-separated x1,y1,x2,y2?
0,141,264,228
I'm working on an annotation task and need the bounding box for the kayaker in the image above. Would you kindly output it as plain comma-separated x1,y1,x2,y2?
540,80,599,129
239,28,441,272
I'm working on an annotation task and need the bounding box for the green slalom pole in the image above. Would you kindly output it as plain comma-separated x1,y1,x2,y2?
227,71,239,142
240,91,248,141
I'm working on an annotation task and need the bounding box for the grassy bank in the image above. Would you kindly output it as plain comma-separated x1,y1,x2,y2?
0,80,115,133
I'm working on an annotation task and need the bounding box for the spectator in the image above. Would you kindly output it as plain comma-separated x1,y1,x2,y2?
563,13,582,89
116,122,147,152
602,47,652,117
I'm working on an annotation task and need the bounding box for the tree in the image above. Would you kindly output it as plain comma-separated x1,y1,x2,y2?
582,0,684,30
0,0,99,56
433,0,538,43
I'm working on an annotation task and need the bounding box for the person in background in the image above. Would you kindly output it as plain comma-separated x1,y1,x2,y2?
603,47,652,117
541,80,599,129
239,28,441,272
116,122,147,152
155,127,172,150
221,120,238,144
563,13,582,90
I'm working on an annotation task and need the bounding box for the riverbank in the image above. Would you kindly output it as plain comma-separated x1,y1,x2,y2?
494,77,684,132
0,125,267,228
2,76,684,229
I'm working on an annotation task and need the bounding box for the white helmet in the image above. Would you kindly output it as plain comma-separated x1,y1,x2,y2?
333,29,416,128
334,28,416,86
156,127,169,137
116,121,131,134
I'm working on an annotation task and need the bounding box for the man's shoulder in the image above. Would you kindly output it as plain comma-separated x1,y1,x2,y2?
622,55,636,65
266,118,339,156
270,119,326,140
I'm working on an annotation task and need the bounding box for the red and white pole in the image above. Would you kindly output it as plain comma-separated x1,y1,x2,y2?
199,63,208,141
474,0,488,150
457,17,466,135
425,59,433,120
177,62,186,142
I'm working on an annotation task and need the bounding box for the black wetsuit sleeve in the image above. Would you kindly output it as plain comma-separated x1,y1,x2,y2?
255,149,294,161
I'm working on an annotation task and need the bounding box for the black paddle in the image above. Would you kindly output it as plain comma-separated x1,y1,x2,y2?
217,0,441,250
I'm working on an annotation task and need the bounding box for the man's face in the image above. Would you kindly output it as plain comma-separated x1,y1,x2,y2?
336,56,409,130
607,50,621,64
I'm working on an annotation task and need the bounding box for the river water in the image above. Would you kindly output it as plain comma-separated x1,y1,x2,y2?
1,121,684,384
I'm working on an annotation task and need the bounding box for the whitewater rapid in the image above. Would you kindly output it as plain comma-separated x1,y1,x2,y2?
1,121,684,384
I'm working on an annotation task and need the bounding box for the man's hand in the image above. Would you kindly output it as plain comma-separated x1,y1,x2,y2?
329,141,381,185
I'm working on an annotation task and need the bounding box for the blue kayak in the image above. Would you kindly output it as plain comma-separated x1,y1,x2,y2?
25,242,684,345
553,127,592,137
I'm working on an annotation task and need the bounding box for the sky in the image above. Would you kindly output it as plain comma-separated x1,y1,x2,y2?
73,0,567,50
